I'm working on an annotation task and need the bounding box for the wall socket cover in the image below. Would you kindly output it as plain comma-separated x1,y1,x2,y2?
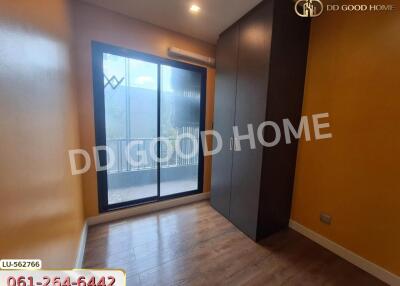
320,213,332,225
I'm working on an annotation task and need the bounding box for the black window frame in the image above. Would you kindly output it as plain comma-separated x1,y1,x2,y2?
91,41,207,213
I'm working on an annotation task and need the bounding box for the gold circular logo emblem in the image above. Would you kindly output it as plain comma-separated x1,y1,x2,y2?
295,0,324,17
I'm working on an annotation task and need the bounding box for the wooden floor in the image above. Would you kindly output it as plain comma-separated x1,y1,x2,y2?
84,201,386,286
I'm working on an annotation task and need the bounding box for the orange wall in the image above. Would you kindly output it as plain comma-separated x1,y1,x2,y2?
72,1,216,217
291,5,400,275
0,0,84,267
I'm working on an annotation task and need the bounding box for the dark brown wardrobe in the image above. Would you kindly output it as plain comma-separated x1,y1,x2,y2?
211,0,310,241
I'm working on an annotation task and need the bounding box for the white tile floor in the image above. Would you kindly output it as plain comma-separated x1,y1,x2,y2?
108,179,198,205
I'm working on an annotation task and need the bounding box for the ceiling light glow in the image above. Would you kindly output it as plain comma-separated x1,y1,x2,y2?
189,4,201,13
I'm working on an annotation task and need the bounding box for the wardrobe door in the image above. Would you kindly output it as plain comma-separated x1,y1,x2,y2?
210,25,239,218
229,1,273,240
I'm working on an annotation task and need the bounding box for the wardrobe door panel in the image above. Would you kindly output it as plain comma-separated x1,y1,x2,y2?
229,1,273,240
257,0,310,239
210,25,239,218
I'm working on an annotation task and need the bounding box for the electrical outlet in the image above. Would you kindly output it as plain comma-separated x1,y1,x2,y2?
320,212,332,225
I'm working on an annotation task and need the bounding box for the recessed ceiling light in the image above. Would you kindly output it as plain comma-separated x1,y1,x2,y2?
189,4,201,14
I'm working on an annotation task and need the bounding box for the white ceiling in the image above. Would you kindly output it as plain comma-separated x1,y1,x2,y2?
81,0,263,44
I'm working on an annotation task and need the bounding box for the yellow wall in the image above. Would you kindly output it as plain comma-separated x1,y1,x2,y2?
72,1,216,217
291,5,400,275
0,0,84,267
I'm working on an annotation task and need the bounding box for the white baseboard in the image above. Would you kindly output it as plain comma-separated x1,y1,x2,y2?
74,222,88,268
289,220,400,286
87,192,211,226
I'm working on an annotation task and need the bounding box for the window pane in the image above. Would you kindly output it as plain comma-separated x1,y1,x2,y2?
160,65,201,196
103,53,158,204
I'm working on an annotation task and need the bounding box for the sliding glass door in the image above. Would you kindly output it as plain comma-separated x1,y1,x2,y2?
160,65,202,197
103,53,158,205
92,42,206,212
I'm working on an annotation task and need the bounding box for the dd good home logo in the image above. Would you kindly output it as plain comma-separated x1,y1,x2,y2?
326,4,395,11
295,0,324,17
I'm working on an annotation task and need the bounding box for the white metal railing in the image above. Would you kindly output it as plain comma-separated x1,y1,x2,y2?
107,127,199,173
